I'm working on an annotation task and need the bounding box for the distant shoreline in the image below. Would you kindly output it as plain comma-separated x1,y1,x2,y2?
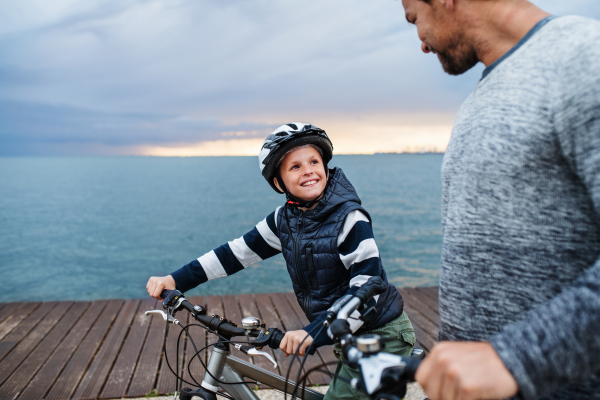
0,152,445,158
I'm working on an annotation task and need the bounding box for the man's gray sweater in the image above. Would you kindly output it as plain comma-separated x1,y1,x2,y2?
440,16,600,399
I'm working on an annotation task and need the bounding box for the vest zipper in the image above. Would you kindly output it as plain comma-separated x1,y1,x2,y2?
293,211,311,319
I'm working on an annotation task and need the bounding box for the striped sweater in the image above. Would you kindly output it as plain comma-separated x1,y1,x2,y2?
171,207,381,335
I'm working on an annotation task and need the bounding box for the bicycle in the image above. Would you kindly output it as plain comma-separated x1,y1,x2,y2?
147,278,423,400
146,289,325,400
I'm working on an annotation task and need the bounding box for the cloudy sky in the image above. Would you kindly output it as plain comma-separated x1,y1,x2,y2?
2,0,599,156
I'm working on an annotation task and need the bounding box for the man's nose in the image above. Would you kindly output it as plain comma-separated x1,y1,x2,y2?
421,41,431,53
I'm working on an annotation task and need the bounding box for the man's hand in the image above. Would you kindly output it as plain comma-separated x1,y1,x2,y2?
280,330,314,356
416,341,518,400
147,275,176,300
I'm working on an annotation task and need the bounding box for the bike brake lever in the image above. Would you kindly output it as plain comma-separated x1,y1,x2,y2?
248,348,278,369
145,309,180,325
235,344,278,369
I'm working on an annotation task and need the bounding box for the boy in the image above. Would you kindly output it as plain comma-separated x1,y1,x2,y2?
147,123,415,400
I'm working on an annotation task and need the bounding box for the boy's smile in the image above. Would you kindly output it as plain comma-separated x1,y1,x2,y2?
275,146,328,203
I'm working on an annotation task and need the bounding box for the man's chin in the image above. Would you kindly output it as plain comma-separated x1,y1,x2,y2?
438,52,478,76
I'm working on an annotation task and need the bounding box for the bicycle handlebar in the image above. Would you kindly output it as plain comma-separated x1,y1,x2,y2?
323,277,423,399
159,289,284,348
270,330,286,349
401,357,421,382
352,277,387,303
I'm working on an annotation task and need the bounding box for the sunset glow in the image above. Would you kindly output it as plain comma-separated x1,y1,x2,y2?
135,116,454,157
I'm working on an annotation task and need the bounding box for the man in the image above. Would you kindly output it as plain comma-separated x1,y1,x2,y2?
400,0,600,399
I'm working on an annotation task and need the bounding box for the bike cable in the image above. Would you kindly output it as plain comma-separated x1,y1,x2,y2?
297,361,352,397
161,308,259,394
180,323,259,387
282,323,323,400
291,323,327,400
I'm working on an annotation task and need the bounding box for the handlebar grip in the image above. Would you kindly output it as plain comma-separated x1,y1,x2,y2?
353,277,387,302
403,356,422,382
269,330,286,349
160,289,183,309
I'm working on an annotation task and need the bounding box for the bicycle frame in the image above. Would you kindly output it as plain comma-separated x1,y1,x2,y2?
181,339,324,400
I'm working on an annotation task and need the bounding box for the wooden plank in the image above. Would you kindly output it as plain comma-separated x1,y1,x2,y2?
254,293,292,386
222,295,242,325
204,295,224,364
0,301,68,386
399,289,440,326
18,301,106,400
0,302,28,338
402,302,439,344
238,293,280,378
44,300,122,400
0,302,53,362
403,288,439,317
99,298,154,399
281,292,335,385
222,294,259,389
181,295,206,389
0,301,89,400
155,300,190,395
221,295,249,362
72,299,139,400
417,286,439,303
403,309,437,352
0,286,439,399
127,299,166,398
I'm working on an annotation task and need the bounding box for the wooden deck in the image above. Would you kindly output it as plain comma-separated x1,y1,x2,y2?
0,287,439,400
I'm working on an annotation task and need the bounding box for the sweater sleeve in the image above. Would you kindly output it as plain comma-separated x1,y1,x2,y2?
305,209,382,348
489,43,600,399
171,207,282,293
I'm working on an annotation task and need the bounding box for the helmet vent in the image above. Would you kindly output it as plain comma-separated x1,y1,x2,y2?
286,123,298,130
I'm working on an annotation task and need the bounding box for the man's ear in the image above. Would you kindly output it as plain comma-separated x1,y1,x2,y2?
273,177,283,193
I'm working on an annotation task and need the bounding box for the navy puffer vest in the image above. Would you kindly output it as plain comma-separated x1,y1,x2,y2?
276,168,404,329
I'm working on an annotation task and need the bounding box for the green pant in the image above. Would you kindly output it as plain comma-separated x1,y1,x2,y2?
324,311,415,400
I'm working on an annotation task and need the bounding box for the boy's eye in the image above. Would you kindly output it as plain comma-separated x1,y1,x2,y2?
311,160,319,165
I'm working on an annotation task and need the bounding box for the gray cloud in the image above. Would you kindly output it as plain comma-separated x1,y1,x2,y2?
1,0,599,154
0,99,275,155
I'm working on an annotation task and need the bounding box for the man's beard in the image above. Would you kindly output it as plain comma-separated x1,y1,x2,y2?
432,33,479,76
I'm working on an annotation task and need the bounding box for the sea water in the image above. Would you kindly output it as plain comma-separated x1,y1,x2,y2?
0,155,442,302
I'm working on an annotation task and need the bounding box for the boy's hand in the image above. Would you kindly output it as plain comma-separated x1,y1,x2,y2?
147,275,176,300
280,330,314,356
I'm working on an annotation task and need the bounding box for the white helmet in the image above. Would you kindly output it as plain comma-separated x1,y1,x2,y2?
259,123,333,193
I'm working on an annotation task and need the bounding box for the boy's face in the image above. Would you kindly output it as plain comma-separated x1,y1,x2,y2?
275,146,328,202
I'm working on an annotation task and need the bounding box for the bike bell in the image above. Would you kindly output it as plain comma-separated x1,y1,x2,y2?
241,317,261,330
356,334,383,354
